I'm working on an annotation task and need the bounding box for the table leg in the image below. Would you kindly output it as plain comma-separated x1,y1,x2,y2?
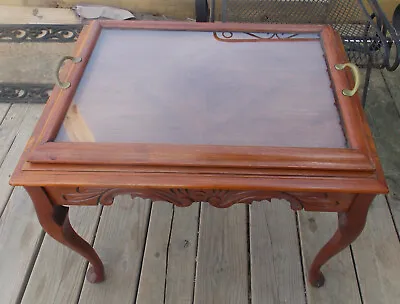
25,186,105,283
308,193,375,287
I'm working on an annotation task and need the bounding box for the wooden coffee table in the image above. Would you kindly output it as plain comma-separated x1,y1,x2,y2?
10,20,387,287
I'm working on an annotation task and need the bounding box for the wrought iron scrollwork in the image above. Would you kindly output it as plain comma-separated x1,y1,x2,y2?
0,24,83,43
213,31,300,42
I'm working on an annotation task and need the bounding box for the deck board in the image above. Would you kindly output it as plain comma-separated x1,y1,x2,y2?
0,103,10,123
79,196,151,304
352,195,400,304
194,203,249,304
165,203,199,304
136,202,174,304
0,104,42,215
0,104,29,168
298,212,361,304
0,104,43,304
21,205,102,304
250,200,306,304
365,70,400,238
0,187,43,304
382,68,400,114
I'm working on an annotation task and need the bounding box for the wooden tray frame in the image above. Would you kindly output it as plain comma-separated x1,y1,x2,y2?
10,20,387,194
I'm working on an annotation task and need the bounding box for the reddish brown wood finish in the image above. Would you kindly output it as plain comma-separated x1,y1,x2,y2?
25,186,105,283
308,194,375,287
21,22,374,175
99,20,326,32
9,21,388,288
10,21,385,192
44,186,354,212
40,21,102,144
28,143,371,171
320,27,369,154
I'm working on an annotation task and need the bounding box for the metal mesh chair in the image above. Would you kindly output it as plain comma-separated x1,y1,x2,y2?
196,0,400,106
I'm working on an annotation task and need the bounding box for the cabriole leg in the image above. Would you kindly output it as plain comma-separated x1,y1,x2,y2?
25,186,105,283
308,194,375,287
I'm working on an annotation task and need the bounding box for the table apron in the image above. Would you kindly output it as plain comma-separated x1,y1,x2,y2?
44,186,356,212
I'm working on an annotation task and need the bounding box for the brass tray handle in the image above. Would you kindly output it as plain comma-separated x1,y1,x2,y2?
334,63,360,97
55,56,82,89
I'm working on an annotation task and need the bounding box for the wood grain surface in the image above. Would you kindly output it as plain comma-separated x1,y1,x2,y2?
136,202,173,304
0,104,29,166
298,211,361,304
79,196,151,304
0,104,42,215
165,203,199,304
352,195,400,304
0,188,43,304
0,104,10,122
21,205,101,304
250,200,306,304
194,203,248,304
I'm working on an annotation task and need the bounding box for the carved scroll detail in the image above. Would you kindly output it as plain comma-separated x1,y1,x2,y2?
62,187,308,210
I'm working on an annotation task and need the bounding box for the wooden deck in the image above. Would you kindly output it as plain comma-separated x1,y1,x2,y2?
1,70,400,304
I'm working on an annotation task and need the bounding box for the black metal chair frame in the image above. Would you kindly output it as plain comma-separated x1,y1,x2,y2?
196,0,400,107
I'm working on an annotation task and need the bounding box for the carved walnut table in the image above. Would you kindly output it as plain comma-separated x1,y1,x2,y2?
10,20,388,287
